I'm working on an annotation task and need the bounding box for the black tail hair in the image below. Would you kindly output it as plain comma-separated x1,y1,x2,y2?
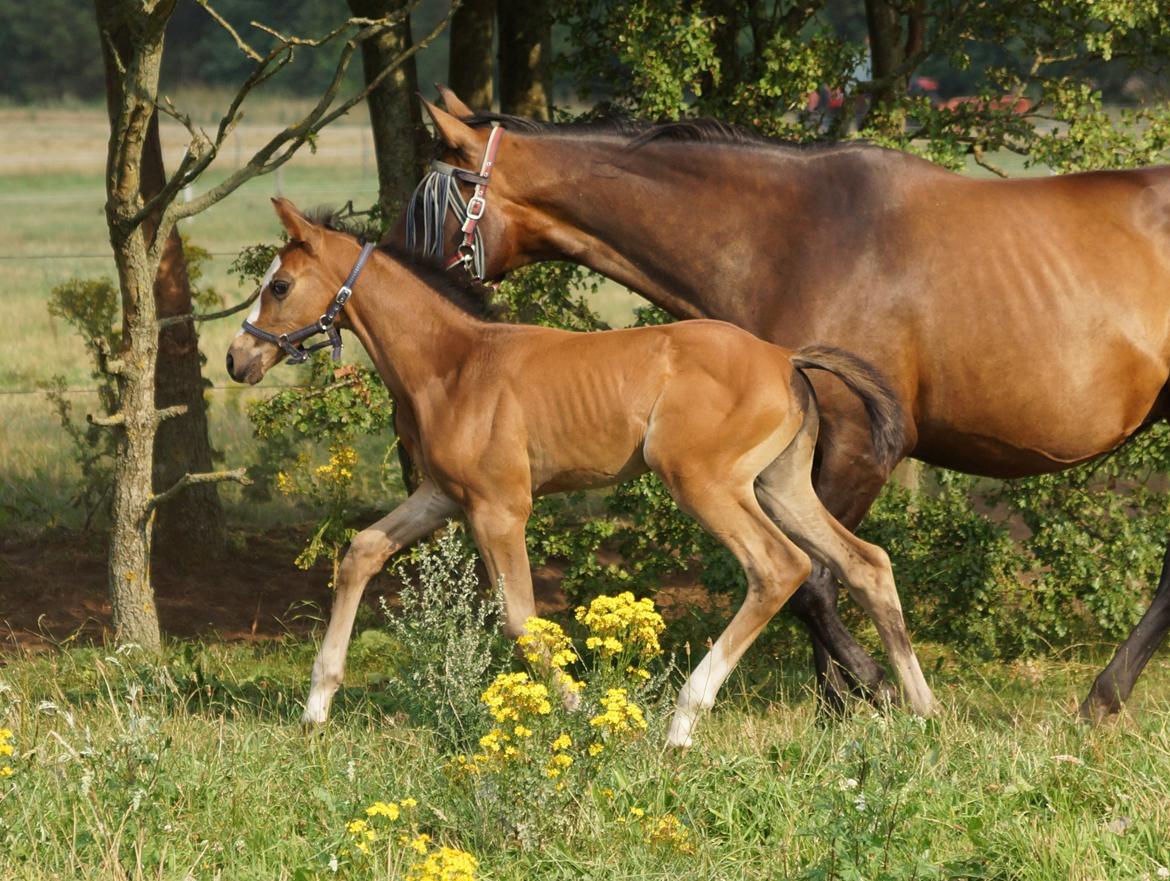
790,346,906,471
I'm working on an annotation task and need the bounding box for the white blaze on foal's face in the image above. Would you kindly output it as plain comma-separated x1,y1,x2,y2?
234,254,281,339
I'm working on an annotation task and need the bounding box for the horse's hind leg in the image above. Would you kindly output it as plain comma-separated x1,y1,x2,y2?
754,431,935,717
1081,541,1170,721
657,475,813,749
303,480,459,723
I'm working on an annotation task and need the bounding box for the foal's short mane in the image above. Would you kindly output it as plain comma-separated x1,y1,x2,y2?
460,111,854,153
304,205,497,321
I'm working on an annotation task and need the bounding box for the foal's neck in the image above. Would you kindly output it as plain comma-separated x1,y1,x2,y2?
342,246,482,404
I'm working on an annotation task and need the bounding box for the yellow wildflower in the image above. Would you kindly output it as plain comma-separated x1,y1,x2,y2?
518,617,578,668
275,471,295,495
629,806,646,818
0,767,12,777
366,801,400,820
575,592,664,660
409,833,431,854
400,798,418,809
589,688,648,735
588,742,605,757
551,732,572,751
346,818,376,855
480,672,552,722
406,845,478,881
648,813,696,854
513,724,533,738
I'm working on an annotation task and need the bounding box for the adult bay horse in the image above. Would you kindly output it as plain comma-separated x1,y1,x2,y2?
226,198,935,747
406,89,1170,721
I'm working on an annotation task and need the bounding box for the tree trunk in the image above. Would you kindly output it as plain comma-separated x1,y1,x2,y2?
95,0,176,652
347,0,427,221
498,0,552,119
144,116,226,559
863,0,924,134
449,0,495,111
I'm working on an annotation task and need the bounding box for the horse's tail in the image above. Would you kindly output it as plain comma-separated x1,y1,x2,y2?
790,345,906,472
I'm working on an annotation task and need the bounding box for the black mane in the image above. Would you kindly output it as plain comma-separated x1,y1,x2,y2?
304,205,498,321
460,111,840,153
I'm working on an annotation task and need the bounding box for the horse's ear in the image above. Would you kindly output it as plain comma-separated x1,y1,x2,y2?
421,97,483,158
271,197,322,254
435,83,474,118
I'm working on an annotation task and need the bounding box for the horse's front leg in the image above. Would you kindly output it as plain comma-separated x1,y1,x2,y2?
303,480,459,723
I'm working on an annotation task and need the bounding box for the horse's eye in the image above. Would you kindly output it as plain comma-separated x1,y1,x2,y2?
271,279,291,298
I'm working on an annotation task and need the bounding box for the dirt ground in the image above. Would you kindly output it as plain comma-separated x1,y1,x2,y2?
0,530,720,654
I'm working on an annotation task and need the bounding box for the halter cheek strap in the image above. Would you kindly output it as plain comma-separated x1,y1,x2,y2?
242,241,377,365
405,125,505,280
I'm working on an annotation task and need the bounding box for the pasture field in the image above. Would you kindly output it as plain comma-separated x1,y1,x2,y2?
1,640,1169,881
0,103,642,531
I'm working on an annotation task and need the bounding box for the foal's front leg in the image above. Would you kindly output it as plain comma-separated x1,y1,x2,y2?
464,501,536,640
303,480,459,723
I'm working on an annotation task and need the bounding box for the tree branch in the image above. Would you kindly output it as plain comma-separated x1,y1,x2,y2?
88,412,126,428
158,286,261,329
156,0,451,240
94,337,126,376
148,468,251,512
157,404,188,422
194,0,262,61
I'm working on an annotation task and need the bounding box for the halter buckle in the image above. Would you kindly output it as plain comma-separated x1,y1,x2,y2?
466,195,486,221
335,286,352,305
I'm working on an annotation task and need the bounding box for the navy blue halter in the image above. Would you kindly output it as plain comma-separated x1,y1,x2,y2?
242,241,377,365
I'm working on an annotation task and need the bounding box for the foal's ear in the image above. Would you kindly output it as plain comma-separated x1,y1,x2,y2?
271,197,322,254
434,83,475,118
421,97,484,159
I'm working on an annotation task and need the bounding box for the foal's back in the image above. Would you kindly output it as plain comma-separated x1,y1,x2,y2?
443,318,805,496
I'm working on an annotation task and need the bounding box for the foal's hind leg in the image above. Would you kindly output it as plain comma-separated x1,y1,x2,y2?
754,432,935,716
657,476,813,749
304,480,458,723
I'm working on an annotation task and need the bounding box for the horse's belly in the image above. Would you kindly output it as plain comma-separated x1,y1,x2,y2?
912,345,1169,477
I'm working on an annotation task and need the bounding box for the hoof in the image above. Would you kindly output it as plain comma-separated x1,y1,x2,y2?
1078,694,1121,725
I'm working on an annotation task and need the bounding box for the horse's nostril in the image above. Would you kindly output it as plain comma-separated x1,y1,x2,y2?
226,352,235,376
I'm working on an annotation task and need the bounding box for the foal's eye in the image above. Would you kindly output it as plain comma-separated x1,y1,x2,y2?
271,279,291,298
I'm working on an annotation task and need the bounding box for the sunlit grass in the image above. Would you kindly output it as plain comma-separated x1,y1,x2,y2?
1,642,1168,880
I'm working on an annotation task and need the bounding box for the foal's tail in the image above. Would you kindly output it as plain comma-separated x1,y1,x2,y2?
790,345,906,472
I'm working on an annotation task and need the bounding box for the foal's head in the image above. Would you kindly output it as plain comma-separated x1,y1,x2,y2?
226,198,362,385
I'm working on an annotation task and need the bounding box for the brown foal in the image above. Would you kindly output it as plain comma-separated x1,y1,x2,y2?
227,199,934,747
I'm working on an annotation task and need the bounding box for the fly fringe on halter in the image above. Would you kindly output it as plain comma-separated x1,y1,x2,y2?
790,346,906,472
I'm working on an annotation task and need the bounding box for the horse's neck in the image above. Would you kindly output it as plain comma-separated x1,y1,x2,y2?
514,138,898,323
345,257,480,405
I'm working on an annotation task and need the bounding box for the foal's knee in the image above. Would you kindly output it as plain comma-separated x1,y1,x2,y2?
338,529,391,585
754,546,813,612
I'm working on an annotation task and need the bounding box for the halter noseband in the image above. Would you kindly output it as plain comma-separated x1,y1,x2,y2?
405,125,505,280
241,241,377,365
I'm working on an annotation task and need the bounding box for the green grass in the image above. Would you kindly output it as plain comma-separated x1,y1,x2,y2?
1,640,1168,880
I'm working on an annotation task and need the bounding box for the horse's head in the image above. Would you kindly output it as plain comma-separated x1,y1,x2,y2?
403,90,527,282
226,198,361,384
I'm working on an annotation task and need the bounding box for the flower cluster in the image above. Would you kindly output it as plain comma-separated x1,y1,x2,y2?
589,688,648,736
518,617,577,669
315,444,357,484
406,845,478,881
518,617,585,695
0,727,13,777
575,592,665,661
619,807,695,853
341,797,476,879
546,732,574,779
480,672,552,722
